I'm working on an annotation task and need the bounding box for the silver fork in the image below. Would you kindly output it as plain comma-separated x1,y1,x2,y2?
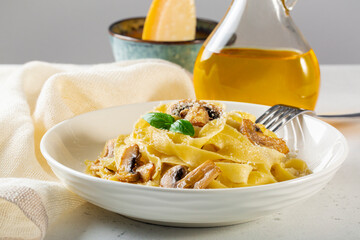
255,105,314,132
256,104,360,132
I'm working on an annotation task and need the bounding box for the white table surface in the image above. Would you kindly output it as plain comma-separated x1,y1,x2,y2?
2,65,360,240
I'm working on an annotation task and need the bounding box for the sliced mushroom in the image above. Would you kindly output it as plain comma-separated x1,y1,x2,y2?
100,139,116,158
184,105,210,127
137,163,155,182
114,171,140,183
160,165,188,188
179,108,189,118
239,119,289,154
168,100,223,125
120,144,141,173
176,160,221,189
118,144,141,182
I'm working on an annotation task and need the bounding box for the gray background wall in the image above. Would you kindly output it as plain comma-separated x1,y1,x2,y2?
0,0,359,64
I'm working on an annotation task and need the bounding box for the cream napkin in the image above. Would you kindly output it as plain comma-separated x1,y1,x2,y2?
0,60,195,239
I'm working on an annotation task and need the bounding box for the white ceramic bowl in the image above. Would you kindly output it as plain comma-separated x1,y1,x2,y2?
40,101,348,227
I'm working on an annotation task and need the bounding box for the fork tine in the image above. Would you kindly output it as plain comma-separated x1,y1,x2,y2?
255,105,282,125
255,104,314,132
268,108,299,132
261,107,290,128
265,108,295,131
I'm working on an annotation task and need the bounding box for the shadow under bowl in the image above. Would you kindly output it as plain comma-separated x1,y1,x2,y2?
108,17,220,72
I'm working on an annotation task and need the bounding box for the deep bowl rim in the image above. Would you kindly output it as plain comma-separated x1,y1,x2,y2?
40,100,349,194
108,16,217,45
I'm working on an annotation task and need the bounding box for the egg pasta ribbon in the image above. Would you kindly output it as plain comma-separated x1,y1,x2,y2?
86,100,311,188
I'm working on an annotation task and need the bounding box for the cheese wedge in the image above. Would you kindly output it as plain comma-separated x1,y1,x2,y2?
142,0,196,41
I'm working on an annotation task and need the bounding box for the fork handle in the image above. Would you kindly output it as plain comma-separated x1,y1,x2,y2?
317,113,360,118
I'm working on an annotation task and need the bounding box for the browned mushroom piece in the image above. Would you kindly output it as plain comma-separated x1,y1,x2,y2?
137,163,155,182
185,105,210,127
179,108,189,118
118,144,142,182
168,100,223,127
176,160,221,189
160,165,189,188
114,171,141,183
100,139,116,158
239,119,289,154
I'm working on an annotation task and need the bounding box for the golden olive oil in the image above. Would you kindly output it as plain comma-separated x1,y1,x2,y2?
193,48,320,110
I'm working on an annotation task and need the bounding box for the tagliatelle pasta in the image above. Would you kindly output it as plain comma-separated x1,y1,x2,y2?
86,100,311,189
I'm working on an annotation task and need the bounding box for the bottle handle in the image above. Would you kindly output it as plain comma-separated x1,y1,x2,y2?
282,0,298,11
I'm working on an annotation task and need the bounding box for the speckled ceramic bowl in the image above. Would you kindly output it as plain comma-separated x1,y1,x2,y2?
108,17,221,72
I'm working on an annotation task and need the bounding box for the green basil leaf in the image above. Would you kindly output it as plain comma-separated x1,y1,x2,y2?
142,112,175,130
169,119,195,137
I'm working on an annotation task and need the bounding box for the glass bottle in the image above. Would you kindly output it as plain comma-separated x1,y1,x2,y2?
193,0,320,110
